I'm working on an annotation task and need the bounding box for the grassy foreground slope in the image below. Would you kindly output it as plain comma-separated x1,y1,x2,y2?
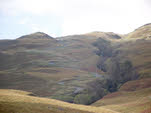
0,89,118,113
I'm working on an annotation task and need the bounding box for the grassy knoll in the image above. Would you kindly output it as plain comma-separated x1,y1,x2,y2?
0,89,118,113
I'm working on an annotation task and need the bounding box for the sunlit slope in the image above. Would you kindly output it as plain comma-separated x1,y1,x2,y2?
91,24,151,113
126,23,151,39
84,32,122,40
0,89,118,113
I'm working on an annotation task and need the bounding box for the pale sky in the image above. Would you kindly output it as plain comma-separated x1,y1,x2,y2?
0,0,151,39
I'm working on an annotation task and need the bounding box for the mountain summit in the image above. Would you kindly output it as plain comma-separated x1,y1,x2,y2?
18,32,53,40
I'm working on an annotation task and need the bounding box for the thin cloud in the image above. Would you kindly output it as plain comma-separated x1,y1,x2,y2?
0,0,151,38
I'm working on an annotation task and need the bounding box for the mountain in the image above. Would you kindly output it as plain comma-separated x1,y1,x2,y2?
126,23,151,39
0,23,151,113
0,32,104,104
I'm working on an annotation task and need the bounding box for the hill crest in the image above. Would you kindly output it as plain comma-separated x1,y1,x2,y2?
126,23,151,39
18,32,53,40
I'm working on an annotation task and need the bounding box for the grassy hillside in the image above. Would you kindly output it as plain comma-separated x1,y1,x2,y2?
0,32,113,105
92,78,151,113
126,23,151,39
0,89,118,113
0,23,151,113
91,25,151,113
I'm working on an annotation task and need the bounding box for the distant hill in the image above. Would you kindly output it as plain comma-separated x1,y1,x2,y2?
84,31,122,39
18,32,54,39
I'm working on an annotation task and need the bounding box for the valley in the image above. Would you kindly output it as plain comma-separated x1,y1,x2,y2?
0,24,151,113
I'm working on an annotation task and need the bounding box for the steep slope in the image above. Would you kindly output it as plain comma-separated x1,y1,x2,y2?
126,23,151,39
